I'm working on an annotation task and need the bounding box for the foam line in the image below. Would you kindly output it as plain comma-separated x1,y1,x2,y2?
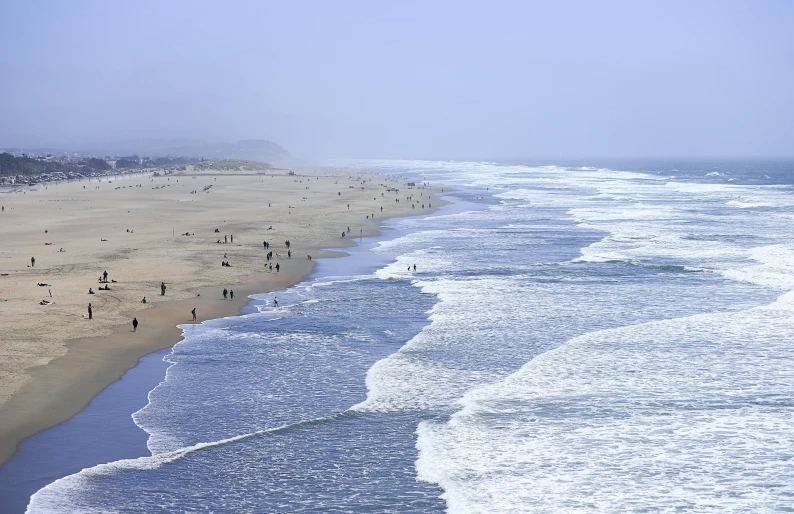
26,412,350,513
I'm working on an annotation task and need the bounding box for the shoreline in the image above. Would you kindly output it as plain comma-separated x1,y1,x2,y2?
0,266,308,466
0,171,445,466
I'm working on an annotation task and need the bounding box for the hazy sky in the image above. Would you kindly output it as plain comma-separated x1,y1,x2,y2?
1,0,792,159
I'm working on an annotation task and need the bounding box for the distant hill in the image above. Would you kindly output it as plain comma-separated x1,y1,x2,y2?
0,152,276,178
0,153,69,176
92,139,290,162
191,159,274,172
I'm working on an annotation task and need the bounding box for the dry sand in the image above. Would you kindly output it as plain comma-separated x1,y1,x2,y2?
0,165,441,465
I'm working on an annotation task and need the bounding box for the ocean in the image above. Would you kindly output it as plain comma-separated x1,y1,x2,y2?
3,158,794,512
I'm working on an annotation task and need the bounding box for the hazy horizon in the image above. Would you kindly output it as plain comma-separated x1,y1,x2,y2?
1,0,792,160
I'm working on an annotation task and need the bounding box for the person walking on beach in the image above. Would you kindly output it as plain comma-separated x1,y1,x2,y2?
192,307,197,321
132,317,138,331
31,256,35,267
275,263,280,273
288,250,291,259
161,282,166,296
88,303,93,320
224,235,227,244
230,290,234,300
223,288,228,299
103,270,108,282
231,235,233,243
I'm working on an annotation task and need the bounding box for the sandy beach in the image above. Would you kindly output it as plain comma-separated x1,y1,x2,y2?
0,165,440,465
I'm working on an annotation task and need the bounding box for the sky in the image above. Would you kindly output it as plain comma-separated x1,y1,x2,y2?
0,0,792,159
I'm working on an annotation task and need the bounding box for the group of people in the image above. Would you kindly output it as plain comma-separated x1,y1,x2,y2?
82,276,163,326
73,228,307,332
264,240,285,270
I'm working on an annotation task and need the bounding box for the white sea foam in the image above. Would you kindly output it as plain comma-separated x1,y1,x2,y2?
27,413,348,513
726,200,774,208
352,277,507,412
721,244,794,290
341,159,794,511
369,159,794,512
416,295,794,512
